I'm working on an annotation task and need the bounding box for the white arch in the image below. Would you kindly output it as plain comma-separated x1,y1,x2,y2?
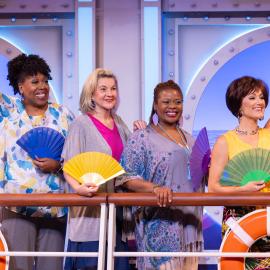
0,38,22,59
183,26,270,133
0,38,57,102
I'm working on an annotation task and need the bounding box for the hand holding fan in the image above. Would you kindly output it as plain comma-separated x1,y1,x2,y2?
63,152,125,186
16,127,65,161
190,127,211,191
220,148,270,191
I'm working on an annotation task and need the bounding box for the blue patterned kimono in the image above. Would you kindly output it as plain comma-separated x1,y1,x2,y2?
119,126,203,269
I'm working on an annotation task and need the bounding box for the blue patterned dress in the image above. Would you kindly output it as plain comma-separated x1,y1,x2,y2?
119,126,203,269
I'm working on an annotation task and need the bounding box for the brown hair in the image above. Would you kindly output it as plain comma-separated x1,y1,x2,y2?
149,80,183,124
226,76,269,117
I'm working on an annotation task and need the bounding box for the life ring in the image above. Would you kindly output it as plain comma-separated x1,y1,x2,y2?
219,209,269,270
0,230,9,270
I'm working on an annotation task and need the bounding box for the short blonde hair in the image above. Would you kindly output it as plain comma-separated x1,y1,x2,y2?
79,68,118,113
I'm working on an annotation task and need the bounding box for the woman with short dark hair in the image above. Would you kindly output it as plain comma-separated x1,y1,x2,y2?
209,76,270,193
0,53,74,270
209,75,270,269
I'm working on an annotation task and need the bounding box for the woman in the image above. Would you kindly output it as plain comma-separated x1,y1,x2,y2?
208,76,269,193
116,80,203,270
208,76,270,268
0,54,74,270
62,68,145,270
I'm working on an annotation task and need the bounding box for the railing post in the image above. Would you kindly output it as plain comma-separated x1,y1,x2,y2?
97,203,107,270
107,203,116,270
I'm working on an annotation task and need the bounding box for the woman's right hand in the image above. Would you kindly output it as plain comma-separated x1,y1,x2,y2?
153,186,173,207
75,182,99,197
241,181,265,192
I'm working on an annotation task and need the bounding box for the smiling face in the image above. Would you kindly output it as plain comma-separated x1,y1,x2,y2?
154,88,183,126
18,72,49,112
240,89,266,121
92,77,118,112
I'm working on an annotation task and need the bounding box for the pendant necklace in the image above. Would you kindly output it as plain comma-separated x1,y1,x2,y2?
157,123,192,180
157,123,190,152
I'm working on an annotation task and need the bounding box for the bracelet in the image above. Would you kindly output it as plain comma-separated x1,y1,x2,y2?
152,184,160,192
55,165,63,175
55,159,64,174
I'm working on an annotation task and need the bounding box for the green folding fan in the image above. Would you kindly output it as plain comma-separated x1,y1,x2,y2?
220,148,270,189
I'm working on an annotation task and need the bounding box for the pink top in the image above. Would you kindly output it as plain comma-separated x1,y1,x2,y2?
87,114,123,161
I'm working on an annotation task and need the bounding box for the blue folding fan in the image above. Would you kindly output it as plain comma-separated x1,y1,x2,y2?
16,127,65,161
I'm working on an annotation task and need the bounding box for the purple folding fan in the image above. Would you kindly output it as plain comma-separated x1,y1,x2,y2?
190,127,211,191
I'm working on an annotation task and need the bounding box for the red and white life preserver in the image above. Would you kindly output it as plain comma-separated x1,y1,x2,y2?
219,209,269,270
0,230,9,270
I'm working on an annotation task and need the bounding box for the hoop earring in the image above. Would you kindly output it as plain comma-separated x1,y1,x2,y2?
19,87,23,96
90,99,96,110
237,110,243,122
152,112,159,126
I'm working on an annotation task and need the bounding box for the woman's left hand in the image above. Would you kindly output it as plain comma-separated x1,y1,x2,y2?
133,120,147,132
153,186,173,207
33,157,61,173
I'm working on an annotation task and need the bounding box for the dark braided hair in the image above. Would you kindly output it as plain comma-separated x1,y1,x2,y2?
7,54,52,95
149,80,183,124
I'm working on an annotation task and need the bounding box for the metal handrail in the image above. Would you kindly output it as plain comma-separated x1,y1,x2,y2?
0,192,269,206
108,192,270,206
0,193,107,206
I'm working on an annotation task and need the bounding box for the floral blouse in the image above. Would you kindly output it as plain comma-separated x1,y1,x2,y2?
0,93,74,218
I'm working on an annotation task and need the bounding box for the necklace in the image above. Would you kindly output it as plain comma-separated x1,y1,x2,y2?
235,125,259,135
157,123,190,152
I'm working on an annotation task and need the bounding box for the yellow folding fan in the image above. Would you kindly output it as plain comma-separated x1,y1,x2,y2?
63,152,125,185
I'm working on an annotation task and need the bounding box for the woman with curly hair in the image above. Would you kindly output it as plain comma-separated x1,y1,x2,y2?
0,53,74,270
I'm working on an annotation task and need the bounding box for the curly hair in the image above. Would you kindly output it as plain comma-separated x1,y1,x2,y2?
149,80,183,124
226,76,269,118
7,54,52,95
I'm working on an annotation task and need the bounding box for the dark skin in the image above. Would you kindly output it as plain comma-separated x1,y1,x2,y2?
18,72,61,173
124,88,184,207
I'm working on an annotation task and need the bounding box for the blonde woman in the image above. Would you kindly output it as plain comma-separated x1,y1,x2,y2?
62,68,144,270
